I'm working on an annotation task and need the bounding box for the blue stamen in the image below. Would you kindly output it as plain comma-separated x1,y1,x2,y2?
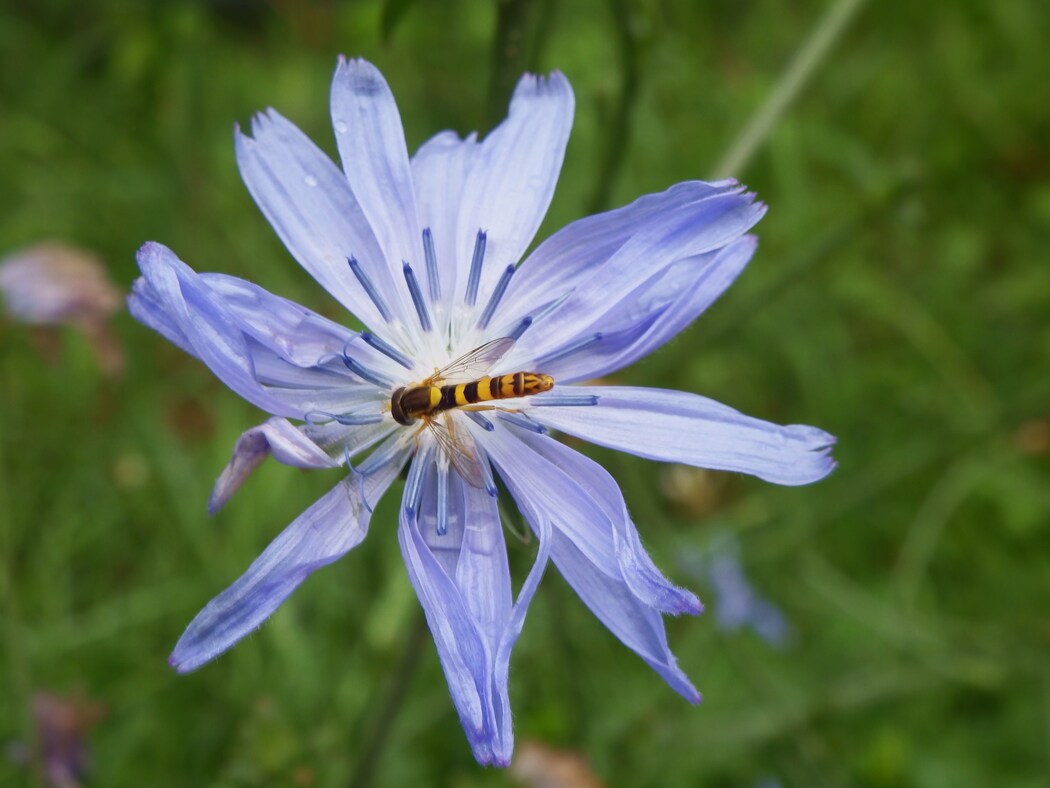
347,256,392,322
464,229,487,306
508,315,533,341
305,410,386,426
498,412,548,434
533,289,574,324
361,331,414,369
402,261,433,332
422,228,441,302
474,447,499,497
463,411,494,432
402,448,429,516
342,447,372,512
477,264,515,330
530,394,600,407
360,432,415,479
341,346,394,388
436,462,449,536
535,332,603,367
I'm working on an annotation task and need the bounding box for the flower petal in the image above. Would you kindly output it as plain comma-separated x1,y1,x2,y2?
234,108,406,336
531,387,836,486
331,58,422,296
129,242,299,418
128,243,384,419
208,417,341,515
198,273,355,367
496,183,762,369
483,427,699,616
410,130,479,312
484,426,699,701
533,236,757,382
453,72,574,307
549,529,700,702
398,443,548,766
169,461,402,673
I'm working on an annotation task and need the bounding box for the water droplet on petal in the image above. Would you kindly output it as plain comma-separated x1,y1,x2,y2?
304,175,318,187
334,120,348,134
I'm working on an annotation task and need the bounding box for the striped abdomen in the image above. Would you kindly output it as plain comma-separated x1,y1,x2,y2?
391,372,554,426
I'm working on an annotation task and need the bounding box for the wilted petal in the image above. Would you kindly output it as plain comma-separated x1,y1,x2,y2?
208,417,341,514
234,109,404,335
170,459,404,673
531,387,836,486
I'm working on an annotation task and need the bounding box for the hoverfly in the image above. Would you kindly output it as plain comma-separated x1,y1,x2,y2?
390,337,554,487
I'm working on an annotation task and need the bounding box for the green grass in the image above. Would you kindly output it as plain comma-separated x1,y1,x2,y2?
1,1,1048,785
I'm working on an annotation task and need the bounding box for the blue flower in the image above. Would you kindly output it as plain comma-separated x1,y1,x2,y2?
129,57,835,766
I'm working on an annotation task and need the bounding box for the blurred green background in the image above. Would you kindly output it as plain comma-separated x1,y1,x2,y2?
2,0,1048,786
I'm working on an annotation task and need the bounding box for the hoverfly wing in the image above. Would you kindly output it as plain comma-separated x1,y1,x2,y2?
433,336,516,385
425,413,486,489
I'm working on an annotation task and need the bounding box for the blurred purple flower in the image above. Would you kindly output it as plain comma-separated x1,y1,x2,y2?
129,58,834,765
5,692,106,788
707,540,791,648
0,242,124,373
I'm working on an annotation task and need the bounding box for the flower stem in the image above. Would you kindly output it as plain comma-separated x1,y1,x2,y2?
347,609,429,788
713,0,866,178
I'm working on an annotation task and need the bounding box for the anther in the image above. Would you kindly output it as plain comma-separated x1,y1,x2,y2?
436,462,450,536
474,446,499,497
304,410,386,425
341,345,395,388
498,412,548,434
360,331,414,369
477,264,515,330
402,261,433,332
463,411,495,432
422,228,441,302
507,315,533,341
464,229,487,306
535,332,603,367
347,256,392,322
529,394,600,407
402,446,430,516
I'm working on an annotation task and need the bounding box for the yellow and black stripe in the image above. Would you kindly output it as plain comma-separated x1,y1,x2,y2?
391,373,554,425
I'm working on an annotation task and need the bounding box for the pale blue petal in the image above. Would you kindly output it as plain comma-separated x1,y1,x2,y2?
484,428,699,701
410,129,479,313
208,417,341,515
498,180,745,317
169,461,403,673
536,236,757,382
398,445,547,766
330,57,422,316
453,72,574,307
483,428,699,616
129,242,301,418
129,243,383,419
548,529,701,702
199,273,355,367
234,108,404,336
497,184,763,369
531,386,836,486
